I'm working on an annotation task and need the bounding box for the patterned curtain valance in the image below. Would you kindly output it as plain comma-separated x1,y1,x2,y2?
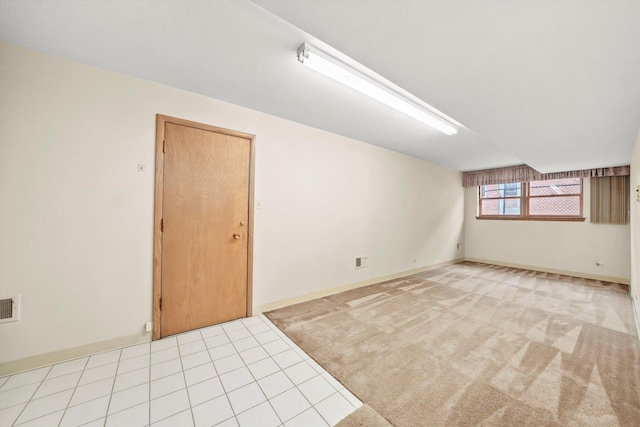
462,164,630,187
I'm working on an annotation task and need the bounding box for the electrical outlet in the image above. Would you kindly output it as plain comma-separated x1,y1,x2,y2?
145,321,152,332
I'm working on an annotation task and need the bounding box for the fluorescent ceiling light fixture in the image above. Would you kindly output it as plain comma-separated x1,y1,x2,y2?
297,43,459,136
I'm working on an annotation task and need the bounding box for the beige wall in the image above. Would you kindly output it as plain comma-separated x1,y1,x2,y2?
0,43,464,365
464,180,630,283
630,130,640,325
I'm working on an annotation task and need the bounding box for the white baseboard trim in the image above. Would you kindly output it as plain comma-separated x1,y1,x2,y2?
11,257,625,375
464,257,630,285
0,332,151,377
254,258,465,315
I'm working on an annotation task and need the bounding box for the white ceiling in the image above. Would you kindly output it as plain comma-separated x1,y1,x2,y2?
0,0,638,172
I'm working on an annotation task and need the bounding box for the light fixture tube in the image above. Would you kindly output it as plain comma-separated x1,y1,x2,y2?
297,43,459,136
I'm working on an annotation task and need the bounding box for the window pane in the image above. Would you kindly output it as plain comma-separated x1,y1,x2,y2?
481,184,501,198
530,196,581,216
503,183,521,197
481,183,521,198
481,198,521,215
481,199,500,215
529,178,581,196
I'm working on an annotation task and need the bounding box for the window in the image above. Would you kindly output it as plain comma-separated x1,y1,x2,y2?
478,178,583,220
480,183,522,216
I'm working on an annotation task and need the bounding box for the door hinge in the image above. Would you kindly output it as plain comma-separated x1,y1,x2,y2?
160,218,164,232
159,297,162,310
162,140,166,153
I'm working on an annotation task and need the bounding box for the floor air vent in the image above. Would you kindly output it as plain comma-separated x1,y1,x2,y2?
0,295,20,323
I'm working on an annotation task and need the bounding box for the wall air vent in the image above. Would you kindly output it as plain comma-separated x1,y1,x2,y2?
0,295,20,323
355,257,368,269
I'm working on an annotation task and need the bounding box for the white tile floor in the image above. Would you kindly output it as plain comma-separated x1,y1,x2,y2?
0,315,361,427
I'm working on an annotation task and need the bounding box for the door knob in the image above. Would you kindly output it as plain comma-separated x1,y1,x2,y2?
233,233,241,239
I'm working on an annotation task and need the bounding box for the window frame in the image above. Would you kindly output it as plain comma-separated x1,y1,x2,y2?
477,179,585,221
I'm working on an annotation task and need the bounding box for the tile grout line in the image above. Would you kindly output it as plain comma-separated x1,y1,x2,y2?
220,319,270,425
171,332,196,427
147,340,152,427
193,327,215,426
237,317,286,427
56,356,91,427
218,321,248,427
186,328,225,427
18,357,105,427
9,365,52,426
195,317,279,424
102,349,123,427
175,323,238,426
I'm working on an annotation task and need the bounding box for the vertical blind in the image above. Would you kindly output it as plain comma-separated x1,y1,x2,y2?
590,176,630,224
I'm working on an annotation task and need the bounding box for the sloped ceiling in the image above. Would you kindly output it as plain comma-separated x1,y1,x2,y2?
0,0,638,172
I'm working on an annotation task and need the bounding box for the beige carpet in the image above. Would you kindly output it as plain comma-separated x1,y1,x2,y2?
266,262,640,426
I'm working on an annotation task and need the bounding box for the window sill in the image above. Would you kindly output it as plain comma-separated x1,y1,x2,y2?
476,216,586,222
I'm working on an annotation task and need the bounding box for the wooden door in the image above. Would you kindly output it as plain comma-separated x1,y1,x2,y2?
153,115,254,339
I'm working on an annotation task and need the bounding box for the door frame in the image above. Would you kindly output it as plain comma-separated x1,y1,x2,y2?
152,114,255,340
